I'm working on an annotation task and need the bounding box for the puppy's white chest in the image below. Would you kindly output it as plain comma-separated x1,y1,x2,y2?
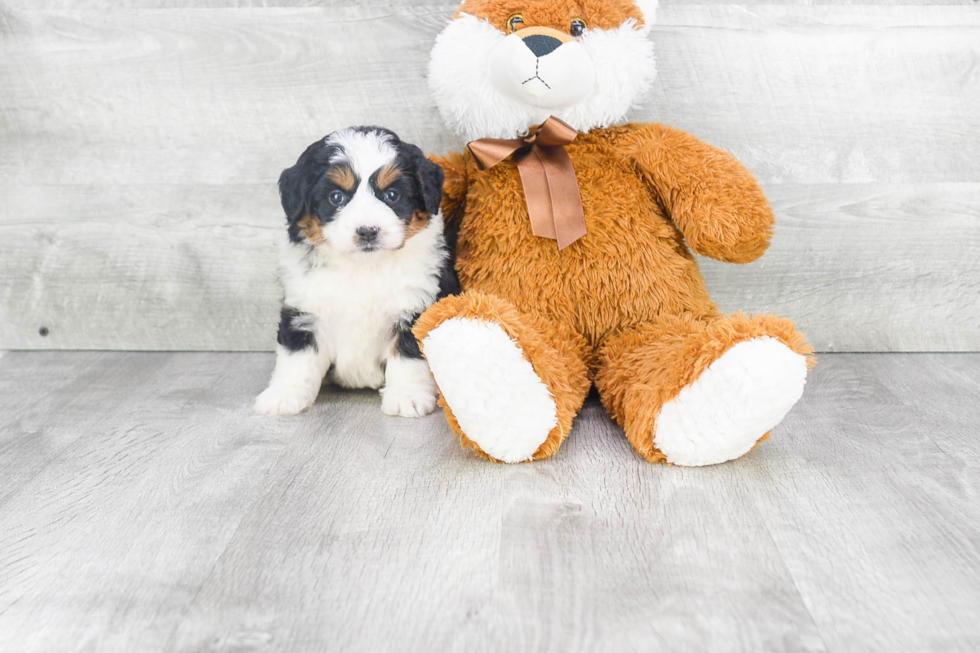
316,273,403,389
285,248,440,390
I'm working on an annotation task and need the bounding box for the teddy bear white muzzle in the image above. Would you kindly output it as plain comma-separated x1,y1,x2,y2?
488,29,596,111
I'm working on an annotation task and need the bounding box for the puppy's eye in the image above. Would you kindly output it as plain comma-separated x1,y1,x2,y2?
384,188,400,202
328,190,345,206
570,18,587,37
507,14,524,32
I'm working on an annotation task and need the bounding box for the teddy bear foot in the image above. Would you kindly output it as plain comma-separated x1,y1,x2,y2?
654,337,808,466
421,317,559,463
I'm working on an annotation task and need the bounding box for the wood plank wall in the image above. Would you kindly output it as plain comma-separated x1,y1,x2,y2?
1,0,978,352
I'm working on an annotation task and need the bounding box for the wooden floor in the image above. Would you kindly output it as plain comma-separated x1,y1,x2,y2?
0,352,978,652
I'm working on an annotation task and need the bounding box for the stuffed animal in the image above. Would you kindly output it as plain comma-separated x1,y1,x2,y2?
414,0,815,465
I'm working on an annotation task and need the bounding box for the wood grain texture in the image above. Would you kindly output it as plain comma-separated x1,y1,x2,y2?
0,351,978,651
1,3,978,351
0,352,295,652
2,182,975,351
749,354,980,651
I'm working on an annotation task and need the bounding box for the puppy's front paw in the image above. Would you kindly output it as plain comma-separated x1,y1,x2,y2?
381,383,438,418
254,385,315,416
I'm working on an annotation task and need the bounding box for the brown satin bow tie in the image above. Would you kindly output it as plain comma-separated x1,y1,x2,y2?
467,117,587,250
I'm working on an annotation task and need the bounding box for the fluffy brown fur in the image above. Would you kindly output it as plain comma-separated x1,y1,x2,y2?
417,120,814,463
432,124,773,345
595,312,816,462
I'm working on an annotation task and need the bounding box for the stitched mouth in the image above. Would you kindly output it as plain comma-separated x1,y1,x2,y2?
521,59,551,89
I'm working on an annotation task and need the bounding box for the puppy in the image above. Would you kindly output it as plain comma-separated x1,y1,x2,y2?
255,127,458,417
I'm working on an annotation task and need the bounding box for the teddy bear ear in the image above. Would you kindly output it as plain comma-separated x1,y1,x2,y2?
634,0,659,32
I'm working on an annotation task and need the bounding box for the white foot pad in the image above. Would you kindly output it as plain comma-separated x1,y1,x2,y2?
381,357,439,418
254,385,316,416
421,318,558,463
381,386,438,418
654,337,808,467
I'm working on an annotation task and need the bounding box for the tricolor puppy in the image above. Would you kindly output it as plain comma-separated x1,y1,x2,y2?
255,127,458,418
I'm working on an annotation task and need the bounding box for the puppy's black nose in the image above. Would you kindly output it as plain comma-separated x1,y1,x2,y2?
356,225,380,242
522,34,562,57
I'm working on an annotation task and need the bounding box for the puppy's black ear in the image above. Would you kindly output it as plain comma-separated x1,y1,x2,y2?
279,139,327,224
401,143,444,215
278,162,305,224
417,156,445,215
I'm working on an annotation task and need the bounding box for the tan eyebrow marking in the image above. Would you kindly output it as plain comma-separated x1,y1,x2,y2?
376,163,401,190
326,165,356,191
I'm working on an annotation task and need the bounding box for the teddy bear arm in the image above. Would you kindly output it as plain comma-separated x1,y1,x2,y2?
429,150,470,227
625,124,775,264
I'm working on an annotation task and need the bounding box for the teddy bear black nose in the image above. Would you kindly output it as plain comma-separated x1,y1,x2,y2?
522,34,562,57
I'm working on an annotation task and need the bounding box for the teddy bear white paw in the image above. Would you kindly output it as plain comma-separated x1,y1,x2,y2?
254,385,316,416
421,317,558,463
654,337,808,466
381,383,438,418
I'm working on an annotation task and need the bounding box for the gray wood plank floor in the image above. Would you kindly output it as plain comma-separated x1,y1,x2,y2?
0,352,978,652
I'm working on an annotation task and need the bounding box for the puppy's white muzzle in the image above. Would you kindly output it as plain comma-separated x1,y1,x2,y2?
326,189,406,255
488,29,596,111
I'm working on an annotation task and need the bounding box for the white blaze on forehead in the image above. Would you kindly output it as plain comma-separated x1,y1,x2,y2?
326,129,398,184
318,128,409,254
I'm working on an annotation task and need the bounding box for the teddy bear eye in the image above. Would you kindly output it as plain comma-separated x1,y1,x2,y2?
570,18,587,37
507,14,525,32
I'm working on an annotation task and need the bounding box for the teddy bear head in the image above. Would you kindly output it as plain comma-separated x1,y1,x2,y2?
429,0,658,141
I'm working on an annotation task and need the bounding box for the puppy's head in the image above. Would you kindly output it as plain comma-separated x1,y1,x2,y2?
279,127,444,254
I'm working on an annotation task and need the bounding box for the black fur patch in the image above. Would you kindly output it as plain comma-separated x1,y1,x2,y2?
279,140,358,245
392,141,445,216
279,127,445,245
368,166,419,224
277,307,317,352
278,127,459,363
394,313,424,359
391,247,460,360
437,245,460,299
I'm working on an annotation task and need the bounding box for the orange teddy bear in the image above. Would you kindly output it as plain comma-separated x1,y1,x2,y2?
414,0,815,465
